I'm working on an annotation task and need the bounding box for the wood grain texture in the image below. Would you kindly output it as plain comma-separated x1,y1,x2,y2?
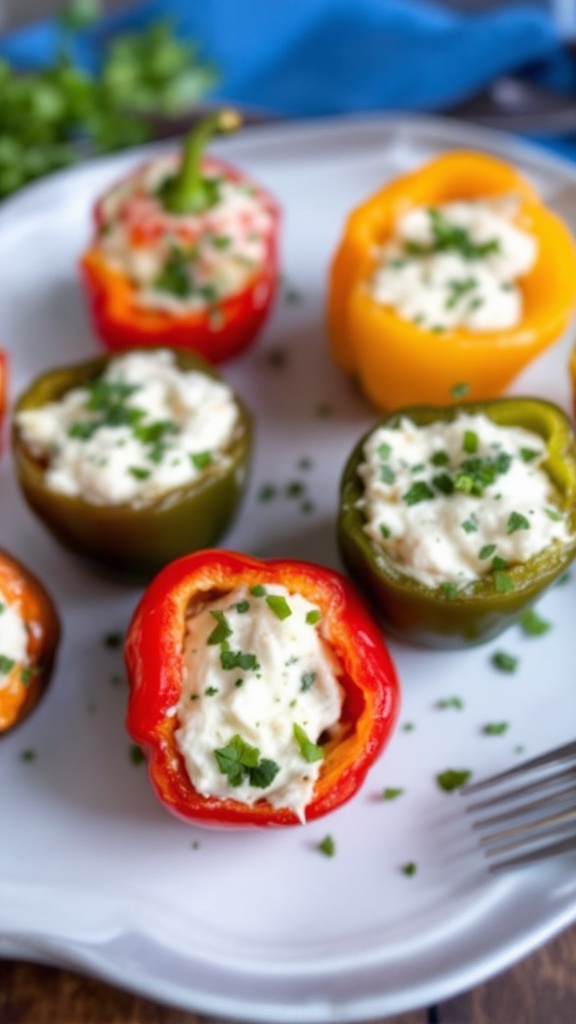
1,923,575,1023
0,959,428,1024
439,922,576,1024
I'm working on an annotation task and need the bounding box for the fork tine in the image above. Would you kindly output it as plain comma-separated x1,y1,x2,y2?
469,780,576,826
465,767,576,813
487,835,576,873
461,740,576,871
477,806,576,846
462,740,576,794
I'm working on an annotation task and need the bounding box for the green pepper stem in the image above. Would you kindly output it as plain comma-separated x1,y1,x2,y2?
160,108,241,216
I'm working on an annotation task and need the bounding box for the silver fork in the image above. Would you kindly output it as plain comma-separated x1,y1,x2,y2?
461,741,576,872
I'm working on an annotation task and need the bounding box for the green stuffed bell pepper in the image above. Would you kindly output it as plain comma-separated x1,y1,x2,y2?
12,347,252,582
338,398,576,649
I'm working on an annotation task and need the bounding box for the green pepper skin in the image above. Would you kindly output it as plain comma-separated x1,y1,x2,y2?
12,348,252,583
338,398,576,649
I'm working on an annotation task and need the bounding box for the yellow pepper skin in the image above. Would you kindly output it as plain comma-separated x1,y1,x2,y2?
337,398,576,649
328,151,576,411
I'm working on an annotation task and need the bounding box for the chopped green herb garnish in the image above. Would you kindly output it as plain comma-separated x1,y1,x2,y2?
102,630,121,647
128,466,151,481
20,665,39,685
306,609,321,625
154,246,193,297
204,686,219,696
519,608,551,637
491,555,508,571
211,233,231,249
401,861,417,877
220,650,260,672
265,347,288,368
483,722,509,735
403,481,434,505
478,544,497,560
436,696,464,710
258,483,276,502
382,787,404,800
129,744,145,765
235,600,250,614
250,584,267,597
300,672,316,692
380,523,391,539
214,734,279,788
494,572,514,594
293,723,324,763
380,465,396,485
545,507,563,522
461,514,479,534
378,442,392,460
0,654,15,675
191,451,212,470
491,650,519,673
439,582,458,600
317,834,336,857
286,480,305,498
431,450,449,467
436,768,472,792
450,382,469,400
520,447,540,463
20,749,37,762
463,430,479,454
207,610,232,645
432,473,454,495
265,594,292,621
507,511,530,534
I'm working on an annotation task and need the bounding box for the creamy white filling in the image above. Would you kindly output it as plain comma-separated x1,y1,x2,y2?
175,584,344,822
371,198,537,332
97,156,275,315
358,413,572,589
16,350,240,508
0,589,28,689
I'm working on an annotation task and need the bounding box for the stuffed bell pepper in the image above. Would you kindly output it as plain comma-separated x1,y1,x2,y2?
0,548,60,734
328,151,576,410
80,109,280,363
338,398,576,648
12,347,252,582
124,550,400,828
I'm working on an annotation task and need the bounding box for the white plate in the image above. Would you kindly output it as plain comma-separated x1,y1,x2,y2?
1,113,576,1023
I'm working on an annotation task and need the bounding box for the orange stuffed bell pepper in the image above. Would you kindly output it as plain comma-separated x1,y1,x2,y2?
124,550,400,828
328,150,576,410
80,109,280,364
0,548,60,734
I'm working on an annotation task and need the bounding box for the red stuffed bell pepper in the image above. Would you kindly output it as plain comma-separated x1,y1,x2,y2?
125,550,400,828
80,110,280,364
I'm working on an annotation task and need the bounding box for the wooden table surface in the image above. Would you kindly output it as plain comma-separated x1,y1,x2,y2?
2,196,574,1024
1,920,576,1022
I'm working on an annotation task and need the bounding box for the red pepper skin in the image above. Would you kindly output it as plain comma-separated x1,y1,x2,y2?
80,158,280,364
0,548,61,734
124,550,400,828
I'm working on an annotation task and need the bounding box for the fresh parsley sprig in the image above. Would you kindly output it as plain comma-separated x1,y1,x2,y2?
0,2,218,201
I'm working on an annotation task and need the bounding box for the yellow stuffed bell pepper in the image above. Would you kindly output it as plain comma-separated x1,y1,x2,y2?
328,151,576,410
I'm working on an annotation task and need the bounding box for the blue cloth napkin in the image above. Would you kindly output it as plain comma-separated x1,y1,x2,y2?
0,0,567,119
